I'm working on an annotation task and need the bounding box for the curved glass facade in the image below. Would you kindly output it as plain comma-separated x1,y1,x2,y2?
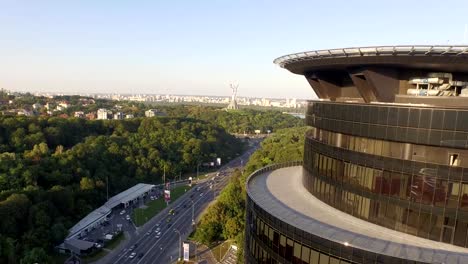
306,102,468,149
246,197,354,264
302,101,468,247
244,163,435,264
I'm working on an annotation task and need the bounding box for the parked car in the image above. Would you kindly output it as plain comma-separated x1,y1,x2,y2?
129,252,136,259
120,210,126,215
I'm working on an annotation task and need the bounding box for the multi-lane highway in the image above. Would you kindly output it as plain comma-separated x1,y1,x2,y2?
101,142,259,264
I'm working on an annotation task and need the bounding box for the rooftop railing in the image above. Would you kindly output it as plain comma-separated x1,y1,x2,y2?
273,45,468,68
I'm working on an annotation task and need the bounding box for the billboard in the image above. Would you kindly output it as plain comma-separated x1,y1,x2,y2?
183,242,190,261
164,190,171,202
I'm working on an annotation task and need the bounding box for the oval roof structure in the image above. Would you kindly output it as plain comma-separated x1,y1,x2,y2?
274,45,468,74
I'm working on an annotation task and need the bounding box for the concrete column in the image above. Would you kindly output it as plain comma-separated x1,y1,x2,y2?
335,133,343,148
363,68,399,102
347,67,399,103
403,143,412,160
313,127,319,139
305,72,342,100
349,71,377,103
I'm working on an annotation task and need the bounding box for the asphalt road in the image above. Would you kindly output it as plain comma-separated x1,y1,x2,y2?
103,142,259,264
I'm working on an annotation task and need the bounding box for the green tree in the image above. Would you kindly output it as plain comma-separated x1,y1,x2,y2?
80,177,95,190
20,247,51,264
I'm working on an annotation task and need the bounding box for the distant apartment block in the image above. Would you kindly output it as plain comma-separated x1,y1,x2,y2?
145,109,163,117
113,112,124,120
74,111,85,118
97,108,111,120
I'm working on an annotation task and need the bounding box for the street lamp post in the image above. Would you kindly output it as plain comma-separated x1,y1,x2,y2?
174,228,181,261
191,199,195,225
196,163,200,182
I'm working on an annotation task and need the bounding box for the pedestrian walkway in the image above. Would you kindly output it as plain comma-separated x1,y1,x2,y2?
221,245,237,264
182,241,218,264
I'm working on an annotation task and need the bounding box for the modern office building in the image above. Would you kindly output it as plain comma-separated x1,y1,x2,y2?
245,46,468,263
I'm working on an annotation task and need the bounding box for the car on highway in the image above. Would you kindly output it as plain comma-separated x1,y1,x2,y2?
129,252,136,259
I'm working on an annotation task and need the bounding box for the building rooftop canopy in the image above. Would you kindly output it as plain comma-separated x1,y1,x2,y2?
274,45,468,69
274,45,468,106
67,183,155,238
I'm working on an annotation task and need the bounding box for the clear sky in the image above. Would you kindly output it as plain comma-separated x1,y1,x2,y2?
1,0,468,99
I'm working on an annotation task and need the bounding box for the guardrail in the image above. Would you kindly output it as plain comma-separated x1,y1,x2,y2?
245,161,303,198
273,45,468,67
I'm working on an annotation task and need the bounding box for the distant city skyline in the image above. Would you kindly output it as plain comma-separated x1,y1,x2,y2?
2,0,468,98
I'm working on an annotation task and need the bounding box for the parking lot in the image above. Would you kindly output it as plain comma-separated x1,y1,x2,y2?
79,187,163,248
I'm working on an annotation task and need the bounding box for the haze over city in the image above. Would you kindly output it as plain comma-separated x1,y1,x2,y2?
2,0,468,99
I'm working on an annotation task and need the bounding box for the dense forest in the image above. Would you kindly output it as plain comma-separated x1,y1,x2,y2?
176,106,304,134
193,126,308,262
0,106,303,263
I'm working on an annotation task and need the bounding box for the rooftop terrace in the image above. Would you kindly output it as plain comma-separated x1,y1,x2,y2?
247,165,468,263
